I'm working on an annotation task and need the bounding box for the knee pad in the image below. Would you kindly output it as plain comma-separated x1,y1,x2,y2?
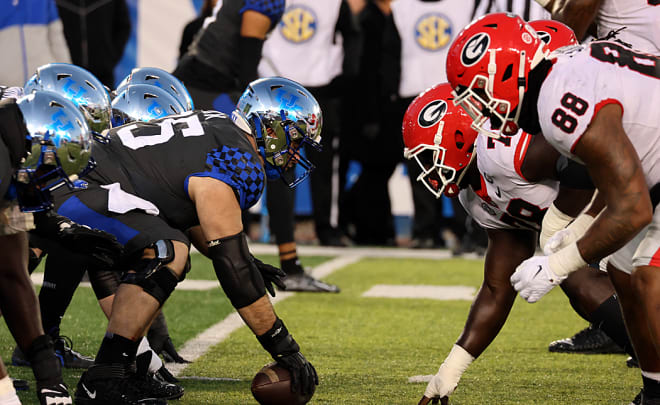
208,231,266,308
121,240,181,305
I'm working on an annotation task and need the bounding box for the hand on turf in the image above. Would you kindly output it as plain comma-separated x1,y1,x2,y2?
510,255,566,303
422,366,459,404
275,351,318,395
418,396,448,405
252,256,286,297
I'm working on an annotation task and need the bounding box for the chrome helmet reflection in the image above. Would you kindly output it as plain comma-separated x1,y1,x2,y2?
111,84,186,126
236,77,322,188
15,90,94,212
24,63,112,133
116,67,194,111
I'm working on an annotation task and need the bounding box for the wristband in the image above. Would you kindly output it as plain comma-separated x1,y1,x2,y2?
257,318,300,358
567,213,595,239
549,242,587,278
540,203,575,248
439,344,475,384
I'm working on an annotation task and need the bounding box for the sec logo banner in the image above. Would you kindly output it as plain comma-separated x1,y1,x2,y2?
415,13,452,51
279,6,317,43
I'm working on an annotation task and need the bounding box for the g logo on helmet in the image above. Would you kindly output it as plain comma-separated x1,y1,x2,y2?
460,33,490,67
418,99,447,128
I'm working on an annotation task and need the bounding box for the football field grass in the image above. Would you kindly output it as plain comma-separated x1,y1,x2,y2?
0,250,641,404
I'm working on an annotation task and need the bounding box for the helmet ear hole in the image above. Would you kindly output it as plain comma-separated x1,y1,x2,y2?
501,64,514,82
455,130,465,149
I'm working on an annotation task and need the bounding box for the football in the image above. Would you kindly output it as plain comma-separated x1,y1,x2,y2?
251,362,314,405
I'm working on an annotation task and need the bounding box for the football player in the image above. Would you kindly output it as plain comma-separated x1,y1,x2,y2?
0,88,97,405
446,12,660,404
409,81,634,405
50,77,319,405
533,0,660,54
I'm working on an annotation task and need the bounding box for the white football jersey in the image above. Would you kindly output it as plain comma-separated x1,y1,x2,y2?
597,0,660,55
459,131,558,231
538,42,660,189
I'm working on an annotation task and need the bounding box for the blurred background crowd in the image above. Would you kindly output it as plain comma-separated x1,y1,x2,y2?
0,0,551,254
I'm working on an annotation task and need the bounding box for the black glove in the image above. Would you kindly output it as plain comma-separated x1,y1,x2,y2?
257,318,319,395
275,351,318,395
32,211,123,270
252,256,286,297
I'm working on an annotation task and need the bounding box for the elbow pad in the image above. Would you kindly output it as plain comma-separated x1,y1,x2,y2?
208,231,266,309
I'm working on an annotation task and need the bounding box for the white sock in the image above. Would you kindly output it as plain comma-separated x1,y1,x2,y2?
0,376,21,405
642,370,660,381
137,337,163,373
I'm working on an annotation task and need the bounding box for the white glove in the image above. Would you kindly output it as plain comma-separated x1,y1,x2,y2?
543,213,595,255
510,255,566,303
424,345,474,400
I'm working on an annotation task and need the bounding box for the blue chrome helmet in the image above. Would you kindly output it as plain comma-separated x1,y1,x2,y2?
24,63,112,133
116,67,194,111
236,77,322,188
15,90,94,212
111,84,186,126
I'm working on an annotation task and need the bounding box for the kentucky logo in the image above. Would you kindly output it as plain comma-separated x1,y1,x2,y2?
418,99,447,128
415,13,452,51
280,6,317,43
275,89,303,112
61,78,87,105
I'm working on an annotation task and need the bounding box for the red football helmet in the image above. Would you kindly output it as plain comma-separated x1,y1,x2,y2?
402,83,478,199
446,13,549,138
528,20,578,52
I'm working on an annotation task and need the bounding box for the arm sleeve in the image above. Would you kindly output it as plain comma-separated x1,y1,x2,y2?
240,0,285,30
238,36,265,91
111,0,132,67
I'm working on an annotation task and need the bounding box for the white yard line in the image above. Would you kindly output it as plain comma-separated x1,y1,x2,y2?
362,285,476,301
168,254,364,377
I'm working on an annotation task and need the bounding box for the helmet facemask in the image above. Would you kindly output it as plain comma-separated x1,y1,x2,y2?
405,143,475,199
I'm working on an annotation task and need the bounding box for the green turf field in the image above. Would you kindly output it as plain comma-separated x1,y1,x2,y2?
0,253,641,404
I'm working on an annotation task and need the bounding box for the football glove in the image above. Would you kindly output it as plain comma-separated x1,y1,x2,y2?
510,255,566,303
275,351,318,395
252,256,286,297
32,211,123,270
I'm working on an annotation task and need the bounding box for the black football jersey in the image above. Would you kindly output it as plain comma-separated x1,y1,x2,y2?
87,110,265,230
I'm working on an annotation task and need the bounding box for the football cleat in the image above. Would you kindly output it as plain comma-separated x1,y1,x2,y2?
54,335,95,369
281,272,340,293
75,364,167,405
631,389,642,405
548,325,624,354
628,356,640,368
37,382,72,405
132,373,184,401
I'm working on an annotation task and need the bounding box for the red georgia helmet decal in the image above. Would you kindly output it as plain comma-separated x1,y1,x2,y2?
460,32,491,67
418,99,448,128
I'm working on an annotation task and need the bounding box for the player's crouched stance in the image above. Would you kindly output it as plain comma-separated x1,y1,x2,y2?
50,77,319,405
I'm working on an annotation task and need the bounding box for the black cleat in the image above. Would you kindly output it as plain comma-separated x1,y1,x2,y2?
12,378,28,391
631,389,642,405
54,335,94,369
628,356,640,368
133,373,184,400
548,325,625,354
281,272,340,293
37,382,72,405
13,336,95,369
75,364,167,405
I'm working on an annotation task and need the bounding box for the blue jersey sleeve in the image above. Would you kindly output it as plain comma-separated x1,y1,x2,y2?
186,146,265,210
240,0,285,27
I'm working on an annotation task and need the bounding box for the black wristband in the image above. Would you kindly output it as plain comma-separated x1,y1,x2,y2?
256,318,300,358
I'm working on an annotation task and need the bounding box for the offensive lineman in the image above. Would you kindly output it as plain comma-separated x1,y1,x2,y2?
446,12,660,404
52,77,319,405
407,82,634,405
